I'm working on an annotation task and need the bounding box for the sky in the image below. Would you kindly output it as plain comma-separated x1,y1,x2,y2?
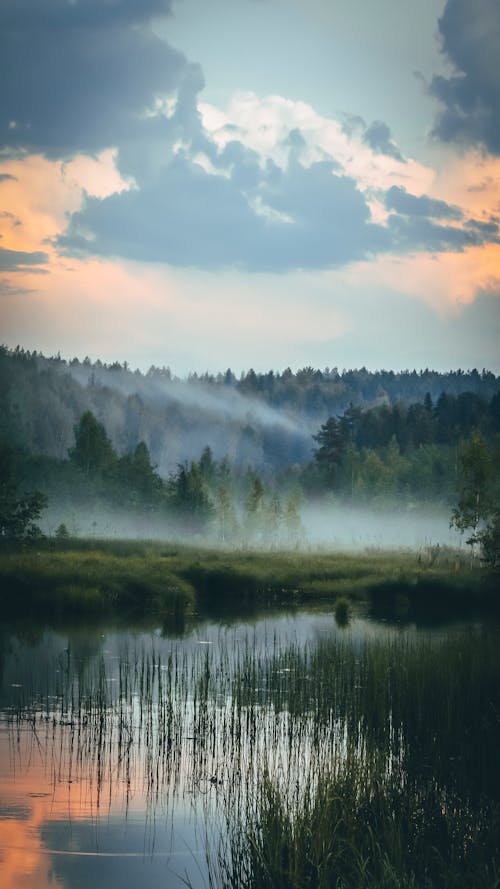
1,0,499,375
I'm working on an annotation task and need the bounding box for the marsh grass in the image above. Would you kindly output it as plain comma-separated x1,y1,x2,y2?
216,630,500,889
334,596,350,626
1,538,493,621
220,766,500,889
0,544,195,619
6,618,500,889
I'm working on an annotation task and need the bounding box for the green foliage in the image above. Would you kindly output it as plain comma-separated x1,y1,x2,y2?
2,541,493,618
114,441,163,507
2,347,500,522
481,514,500,569
0,443,47,539
69,410,117,477
167,460,214,532
55,522,70,539
451,434,500,566
313,415,347,487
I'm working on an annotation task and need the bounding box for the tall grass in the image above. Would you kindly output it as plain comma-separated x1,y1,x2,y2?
0,537,495,620
214,629,500,889
5,619,500,887
0,543,195,621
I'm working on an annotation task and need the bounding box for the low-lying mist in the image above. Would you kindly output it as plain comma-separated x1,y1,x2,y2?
41,499,462,552
299,501,461,550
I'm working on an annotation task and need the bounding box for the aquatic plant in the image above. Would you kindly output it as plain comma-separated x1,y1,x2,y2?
4,612,500,888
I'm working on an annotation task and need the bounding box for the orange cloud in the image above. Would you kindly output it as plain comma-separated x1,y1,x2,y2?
0,151,130,254
430,151,500,221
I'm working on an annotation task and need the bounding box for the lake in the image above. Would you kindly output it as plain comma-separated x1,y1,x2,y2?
1,606,499,888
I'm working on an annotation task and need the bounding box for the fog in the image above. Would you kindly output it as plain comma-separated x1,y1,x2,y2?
67,362,314,473
41,499,462,553
299,502,461,551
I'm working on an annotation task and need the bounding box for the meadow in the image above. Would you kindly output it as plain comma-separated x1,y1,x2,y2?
0,537,497,623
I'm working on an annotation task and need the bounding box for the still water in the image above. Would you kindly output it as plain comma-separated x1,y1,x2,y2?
0,608,492,888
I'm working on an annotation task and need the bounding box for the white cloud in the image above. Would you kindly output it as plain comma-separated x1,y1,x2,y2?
200,92,435,202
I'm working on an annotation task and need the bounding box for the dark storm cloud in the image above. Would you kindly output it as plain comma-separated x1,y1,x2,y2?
362,121,405,162
0,245,48,271
385,185,463,220
57,154,386,272
430,0,500,153
0,0,198,158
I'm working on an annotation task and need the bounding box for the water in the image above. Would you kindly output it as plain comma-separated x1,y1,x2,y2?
0,609,497,888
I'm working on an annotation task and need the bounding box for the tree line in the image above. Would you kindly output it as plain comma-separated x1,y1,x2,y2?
1,394,499,565
2,345,499,477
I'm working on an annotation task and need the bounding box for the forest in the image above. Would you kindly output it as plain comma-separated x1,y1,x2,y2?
1,344,499,562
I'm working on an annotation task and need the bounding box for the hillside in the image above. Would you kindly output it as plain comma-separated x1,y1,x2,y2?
2,345,499,476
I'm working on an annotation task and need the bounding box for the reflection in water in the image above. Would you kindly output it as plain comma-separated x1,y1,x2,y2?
1,612,498,888
0,611,346,888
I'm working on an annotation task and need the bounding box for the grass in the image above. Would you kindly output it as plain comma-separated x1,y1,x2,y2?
5,613,500,888
0,542,195,621
220,766,500,889
215,630,500,889
0,537,497,620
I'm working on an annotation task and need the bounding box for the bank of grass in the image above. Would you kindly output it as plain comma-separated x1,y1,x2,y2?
0,541,195,620
0,537,497,618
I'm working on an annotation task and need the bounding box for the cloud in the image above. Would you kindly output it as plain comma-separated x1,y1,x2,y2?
57,135,499,272
3,252,500,375
362,121,404,162
0,0,200,159
0,246,48,272
343,243,500,316
201,93,432,197
57,152,387,272
0,279,34,297
0,173,17,182
386,214,499,254
385,186,463,220
383,185,500,254
0,211,21,226
430,0,500,154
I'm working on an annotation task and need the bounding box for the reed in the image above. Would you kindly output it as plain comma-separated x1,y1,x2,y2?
214,629,500,889
6,618,500,888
